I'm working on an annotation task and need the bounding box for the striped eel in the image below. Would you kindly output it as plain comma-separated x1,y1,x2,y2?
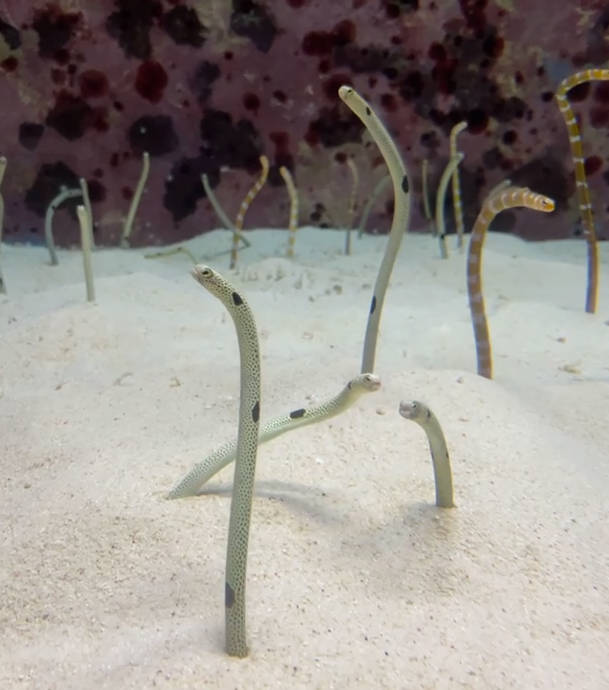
338,85,411,373
555,68,609,313
449,121,467,250
230,155,269,269
399,400,454,508
279,165,299,257
168,372,381,499
467,186,555,378
190,265,261,657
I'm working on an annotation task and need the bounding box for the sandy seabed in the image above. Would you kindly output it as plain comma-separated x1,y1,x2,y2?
1,226,608,689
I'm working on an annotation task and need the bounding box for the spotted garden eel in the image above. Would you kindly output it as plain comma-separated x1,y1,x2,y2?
435,152,464,259
338,85,411,374
190,265,261,657
357,174,390,238
44,185,83,265
121,151,150,248
279,165,299,257
449,121,467,250
230,155,269,269
399,400,454,508
421,158,432,225
168,372,381,499
467,186,555,378
345,156,359,255
555,68,609,313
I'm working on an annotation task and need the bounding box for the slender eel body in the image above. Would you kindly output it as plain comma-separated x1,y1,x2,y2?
357,175,390,238
435,153,464,259
338,85,411,373
79,178,95,250
168,373,381,499
279,166,299,257
421,158,432,223
399,400,454,508
231,155,269,269
121,151,150,248
449,121,467,250
467,186,554,378
0,156,6,294
77,205,95,302
555,68,609,313
345,157,359,255
44,186,83,265
191,265,261,657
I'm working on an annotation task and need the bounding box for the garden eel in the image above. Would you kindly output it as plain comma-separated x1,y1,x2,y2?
357,174,390,238
338,85,411,374
0,155,6,294
44,186,83,265
421,159,432,224
435,153,464,259
555,68,609,314
467,186,555,378
79,177,95,250
449,121,467,250
279,165,299,257
190,264,261,657
201,173,251,248
345,156,359,255
398,400,454,508
76,205,95,302
121,151,149,248
168,372,381,499
230,155,269,269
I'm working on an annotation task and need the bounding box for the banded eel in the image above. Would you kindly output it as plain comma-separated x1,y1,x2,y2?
230,155,269,269
467,186,555,378
555,67,609,313
449,121,467,250
279,165,299,257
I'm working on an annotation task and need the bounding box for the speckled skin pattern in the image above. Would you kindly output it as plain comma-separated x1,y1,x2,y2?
190,264,260,658
2,2,609,246
338,85,411,374
466,187,555,379
167,372,381,499
398,399,454,508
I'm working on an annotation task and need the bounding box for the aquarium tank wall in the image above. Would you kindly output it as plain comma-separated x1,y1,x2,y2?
1,0,608,247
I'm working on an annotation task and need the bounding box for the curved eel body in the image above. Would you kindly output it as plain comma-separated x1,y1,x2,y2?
467,186,554,378
168,373,381,499
399,400,454,508
338,85,411,374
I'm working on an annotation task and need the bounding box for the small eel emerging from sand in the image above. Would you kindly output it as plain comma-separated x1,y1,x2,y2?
168,372,381,499
190,265,261,657
399,400,454,508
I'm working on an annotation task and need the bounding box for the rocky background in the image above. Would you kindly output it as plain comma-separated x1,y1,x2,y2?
1,0,608,246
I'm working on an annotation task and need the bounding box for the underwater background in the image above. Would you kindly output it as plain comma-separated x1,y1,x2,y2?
1,0,608,246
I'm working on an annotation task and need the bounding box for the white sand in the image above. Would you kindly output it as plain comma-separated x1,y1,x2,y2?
1,227,608,689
